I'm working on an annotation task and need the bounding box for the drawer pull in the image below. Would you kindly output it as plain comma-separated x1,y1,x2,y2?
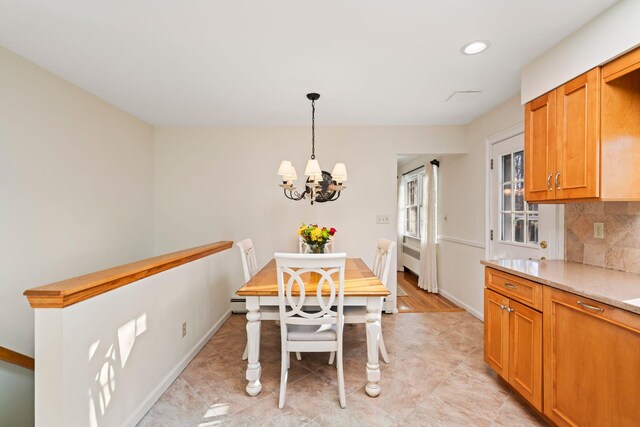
577,301,604,312
504,283,518,289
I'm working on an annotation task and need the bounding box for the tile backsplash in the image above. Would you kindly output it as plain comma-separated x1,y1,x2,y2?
565,202,640,273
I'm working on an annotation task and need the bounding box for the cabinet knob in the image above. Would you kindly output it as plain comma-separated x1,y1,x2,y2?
547,171,553,190
555,171,561,190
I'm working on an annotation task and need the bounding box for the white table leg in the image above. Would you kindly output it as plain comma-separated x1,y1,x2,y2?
245,296,262,396
365,297,383,397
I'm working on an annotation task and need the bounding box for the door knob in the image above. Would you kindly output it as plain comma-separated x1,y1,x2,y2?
539,241,548,249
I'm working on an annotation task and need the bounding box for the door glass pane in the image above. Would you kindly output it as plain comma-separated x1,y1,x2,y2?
501,213,512,241
528,218,539,243
502,184,512,211
514,181,524,212
514,215,525,243
502,154,512,183
514,150,524,181
529,203,538,211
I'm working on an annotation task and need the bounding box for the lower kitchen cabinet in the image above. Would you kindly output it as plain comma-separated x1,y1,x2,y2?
543,287,640,426
484,288,543,411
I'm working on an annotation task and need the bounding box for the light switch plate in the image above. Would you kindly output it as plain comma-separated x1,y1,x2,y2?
594,222,605,239
376,215,390,224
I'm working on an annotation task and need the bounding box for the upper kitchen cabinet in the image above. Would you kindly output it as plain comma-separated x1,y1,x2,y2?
524,91,555,202
600,47,640,200
524,45,640,203
524,69,600,202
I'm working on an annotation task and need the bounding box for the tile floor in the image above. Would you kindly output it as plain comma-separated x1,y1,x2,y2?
138,312,547,426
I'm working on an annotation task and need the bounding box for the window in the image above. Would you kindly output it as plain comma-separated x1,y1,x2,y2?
403,168,425,238
500,150,538,244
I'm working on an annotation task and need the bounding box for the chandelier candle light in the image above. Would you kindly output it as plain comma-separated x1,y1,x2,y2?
278,93,348,205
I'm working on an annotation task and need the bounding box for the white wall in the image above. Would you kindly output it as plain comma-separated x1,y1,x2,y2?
0,45,154,425
153,126,467,313
437,95,524,318
34,254,232,427
521,0,640,103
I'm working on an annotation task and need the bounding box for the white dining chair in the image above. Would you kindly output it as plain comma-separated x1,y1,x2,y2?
237,239,282,360
298,235,334,253
275,252,347,409
343,239,395,364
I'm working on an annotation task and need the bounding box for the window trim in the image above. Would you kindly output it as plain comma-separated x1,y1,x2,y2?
402,168,425,239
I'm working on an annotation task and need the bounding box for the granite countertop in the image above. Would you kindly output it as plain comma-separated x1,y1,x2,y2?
481,259,640,315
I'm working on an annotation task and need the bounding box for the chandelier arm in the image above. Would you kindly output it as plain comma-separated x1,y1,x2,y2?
284,188,307,201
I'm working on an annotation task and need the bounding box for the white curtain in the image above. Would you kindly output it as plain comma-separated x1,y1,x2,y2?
396,176,406,271
418,163,438,292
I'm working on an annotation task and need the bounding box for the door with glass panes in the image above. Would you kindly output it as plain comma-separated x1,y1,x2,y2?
490,133,558,260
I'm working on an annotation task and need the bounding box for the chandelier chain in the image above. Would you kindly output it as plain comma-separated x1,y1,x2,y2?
311,99,315,159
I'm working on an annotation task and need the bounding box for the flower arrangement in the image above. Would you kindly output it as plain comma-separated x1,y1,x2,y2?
297,223,336,253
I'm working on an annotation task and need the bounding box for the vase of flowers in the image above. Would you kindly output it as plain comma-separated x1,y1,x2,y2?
297,223,336,254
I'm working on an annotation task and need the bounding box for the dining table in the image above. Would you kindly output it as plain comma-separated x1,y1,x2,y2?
236,257,391,397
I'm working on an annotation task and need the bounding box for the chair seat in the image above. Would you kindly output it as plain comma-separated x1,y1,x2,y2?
287,324,337,341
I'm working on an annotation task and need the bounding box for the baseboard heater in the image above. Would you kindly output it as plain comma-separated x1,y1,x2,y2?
231,298,247,313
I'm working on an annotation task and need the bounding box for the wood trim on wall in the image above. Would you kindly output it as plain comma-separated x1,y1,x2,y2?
438,235,486,249
0,345,34,370
24,241,233,309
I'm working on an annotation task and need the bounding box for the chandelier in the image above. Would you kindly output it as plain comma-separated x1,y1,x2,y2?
277,93,347,205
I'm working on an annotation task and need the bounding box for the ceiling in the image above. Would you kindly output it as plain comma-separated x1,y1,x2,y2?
0,0,617,126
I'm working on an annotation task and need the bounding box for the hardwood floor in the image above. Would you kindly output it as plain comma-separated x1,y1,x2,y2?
396,270,465,313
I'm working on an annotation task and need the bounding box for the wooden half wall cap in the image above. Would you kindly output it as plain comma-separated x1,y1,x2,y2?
23,241,233,309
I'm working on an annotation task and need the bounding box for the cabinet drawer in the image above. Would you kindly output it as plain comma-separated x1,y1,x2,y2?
485,268,543,311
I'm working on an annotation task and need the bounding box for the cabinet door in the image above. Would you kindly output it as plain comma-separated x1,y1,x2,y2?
484,288,510,379
555,68,600,200
508,299,542,412
543,287,640,426
525,91,556,202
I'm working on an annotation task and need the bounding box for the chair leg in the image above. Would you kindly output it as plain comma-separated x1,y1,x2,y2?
295,352,302,361
242,342,248,361
336,347,346,408
279,350,289,409
378,331,390,364
328,351,335,365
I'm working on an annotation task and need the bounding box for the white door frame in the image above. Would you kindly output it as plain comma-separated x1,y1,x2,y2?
484,123,564,260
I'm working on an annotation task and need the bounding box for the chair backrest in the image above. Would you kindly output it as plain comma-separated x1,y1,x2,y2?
237,238,259,283
372,239,396,287
275,253,346,329
298,235,334,253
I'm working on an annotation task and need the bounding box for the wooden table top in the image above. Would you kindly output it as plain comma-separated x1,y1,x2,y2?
236,258,390,297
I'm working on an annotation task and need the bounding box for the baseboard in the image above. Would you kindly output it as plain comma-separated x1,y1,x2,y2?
125,309,232,426
438,289,484,321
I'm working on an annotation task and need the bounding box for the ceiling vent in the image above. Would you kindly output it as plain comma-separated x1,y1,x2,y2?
445,90,482,103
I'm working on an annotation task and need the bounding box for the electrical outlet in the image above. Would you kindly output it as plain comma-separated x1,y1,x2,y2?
594,222,605,239
182,322,187,337
376,215,390,224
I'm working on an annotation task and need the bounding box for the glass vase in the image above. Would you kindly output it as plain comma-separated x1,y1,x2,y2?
307,243,326,254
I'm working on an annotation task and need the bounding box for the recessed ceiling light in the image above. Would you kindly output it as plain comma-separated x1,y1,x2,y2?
461,40,490,55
